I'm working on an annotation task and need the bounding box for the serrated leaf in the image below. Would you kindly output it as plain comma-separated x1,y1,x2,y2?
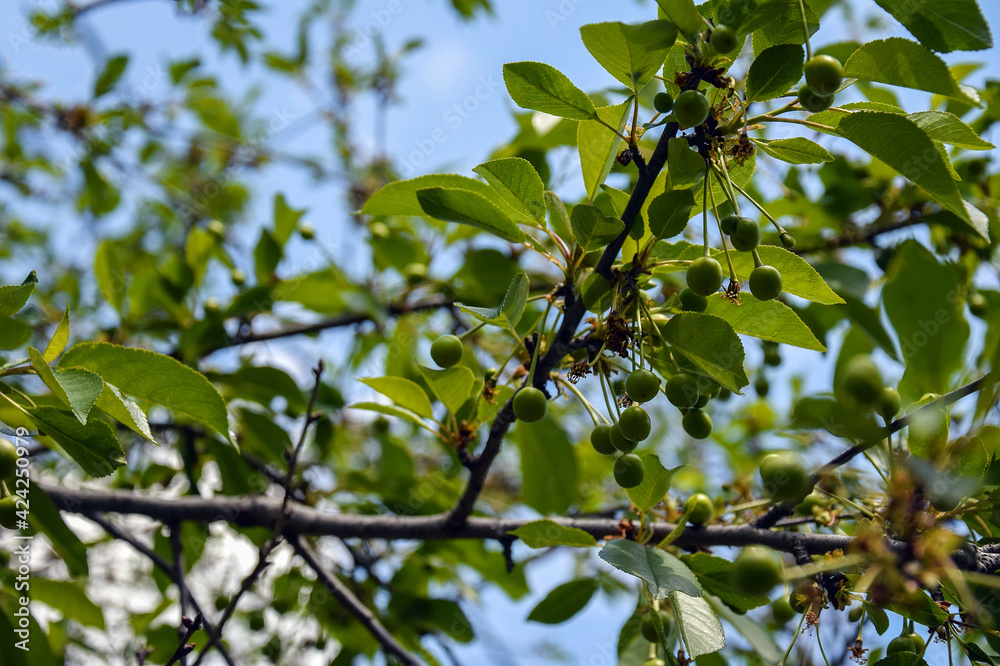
416,187,525,243
571,204,625,252
647,189,695,240
42,306,70,362
707,595,780,663
509,520,596,548
28,347,103,424
28,406,126,478
473,157,547,224
513,417,578,515
503,61,597,121
419,366,476,414
458,272,529,327
752,137,833,164
350,402,432,431
579,21,677,90
873,0,992,53
97,383,156,443
578,101,631,201
361,174,510,217
59,342,232,443
843,38,979,104
661,313,749,393
682,554,771,613
908,110,994,150
745,44,804,102
527,579,598,624
599,540,702,598
703,292,826,351
625,454,679,512
0,271,37,317
729,246,844,305
655,0,705,44
672,591,725,658
836,111,971,224
358,376,434,419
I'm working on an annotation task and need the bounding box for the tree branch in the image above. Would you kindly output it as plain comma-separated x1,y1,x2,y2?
444,123,680,528
289,534,424,666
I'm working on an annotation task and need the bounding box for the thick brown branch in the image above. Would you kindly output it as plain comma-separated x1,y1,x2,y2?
445,123,679,528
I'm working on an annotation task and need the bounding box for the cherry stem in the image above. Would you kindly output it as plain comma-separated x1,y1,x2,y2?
798,0,813,61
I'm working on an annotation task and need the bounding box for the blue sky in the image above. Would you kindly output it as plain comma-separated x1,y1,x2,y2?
2,0,1000,664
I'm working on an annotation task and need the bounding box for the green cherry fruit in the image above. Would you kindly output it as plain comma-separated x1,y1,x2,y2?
794,491,826,516
654,92,674,114
614,453,645,488
848,606,864,623
610,423,638,453
843,355,883,407
684,493,714,526
754,375,770,397
969,292,989,317
626,369,661,403
797,84,833,113
886,636,917,655
248,610,266,631
687,256,724,297
679,288,708,313
0,438,18,480
207,219,226,240
694,393,710,408
779,232,796,249
404,263,427,285
214,595,229,612
749,265,782,301
299,223,315,240
591,424,617,456
710,24,738,54
619,406,651,441
430,334,464,368
665,372,700,409
673,90,710,128
513,387,547,423
640,610,672,642
759,453,811,502
908,633,926,654
720,214,740,236
772,597,796,624
804,55,843,97
230,268,247,287
732,547,782,595
730,217,760,252
878,387,901,420
370,221,390,240
682,408,713,439
0,496,18,530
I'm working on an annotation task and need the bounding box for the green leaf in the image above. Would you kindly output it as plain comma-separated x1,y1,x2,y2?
908,110,995,150
30,578,105,629
571,204,625,252
599,540,702,598
647,189,695,240
254,228,282,283
350,402,432,431
97,383,156,443
883,241,969,399
578,101,631,201
473,157,547,224
752,137,834,164
871,655,929,666
545,191,574,245
273,193,306,244
94,241,126,312
656,0,705,44
751,0,819,54
625,454,679,512
419,366,475,414
458,272,529,327
59,342,232,443
579,21,677,90
509,520,597,548
361,174,509,217
873,0,992,53
0,271,37,317
28,406,126,478
843,38,979,104
416,187,525,243
502,61,598,121
28,347,103,424
661,313,749,393
730,246,844,305
526,579,598,624
358,377,434,419
94,54,128,97
745,44,804,103
703,292,826,351
514,417,578,515
42,306,70,362
707,595,782,663
28,486,89,577
836,111,971,224
672,591,725,658
681,553,771,613
667,137,705,189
